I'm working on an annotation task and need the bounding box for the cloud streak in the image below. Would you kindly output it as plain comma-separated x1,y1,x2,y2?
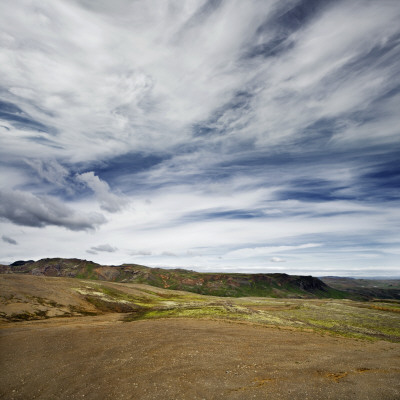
270,257,285,263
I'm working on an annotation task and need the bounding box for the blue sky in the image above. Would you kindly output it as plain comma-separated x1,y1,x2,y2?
0,0,399,277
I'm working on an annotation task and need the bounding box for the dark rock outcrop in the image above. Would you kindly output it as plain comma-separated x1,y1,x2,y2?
10,260,34,267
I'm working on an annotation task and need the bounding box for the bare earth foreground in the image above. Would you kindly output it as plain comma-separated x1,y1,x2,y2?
1,315,400,400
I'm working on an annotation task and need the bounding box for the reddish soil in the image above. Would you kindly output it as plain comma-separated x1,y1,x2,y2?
1,316,399,399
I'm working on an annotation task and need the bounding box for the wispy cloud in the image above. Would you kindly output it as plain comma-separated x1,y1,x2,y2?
226,244,322,259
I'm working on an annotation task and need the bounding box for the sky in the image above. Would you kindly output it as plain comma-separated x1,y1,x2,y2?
0,0,399,277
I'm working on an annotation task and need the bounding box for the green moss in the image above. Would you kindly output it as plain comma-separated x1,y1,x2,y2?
96,286,156,305
84,295,145,313
123,306,230,322
86,263,94,275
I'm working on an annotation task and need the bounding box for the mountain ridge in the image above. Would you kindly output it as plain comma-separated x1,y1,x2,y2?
1,257,346,299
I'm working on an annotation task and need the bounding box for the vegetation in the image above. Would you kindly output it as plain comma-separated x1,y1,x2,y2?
121,294,400,342
1,273,400,342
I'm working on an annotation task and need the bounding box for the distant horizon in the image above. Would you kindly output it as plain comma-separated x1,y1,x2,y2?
1,1,399,277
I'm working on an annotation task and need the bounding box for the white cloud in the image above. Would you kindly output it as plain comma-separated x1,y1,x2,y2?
76,172,128,213
270,257,285,263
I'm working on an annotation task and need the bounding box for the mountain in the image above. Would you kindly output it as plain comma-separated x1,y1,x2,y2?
0,257,347,299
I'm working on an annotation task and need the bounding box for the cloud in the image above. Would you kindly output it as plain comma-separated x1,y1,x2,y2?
130,250,152,256
2,235,18,245
76,172,128,213
0,189,106,231
90,244,117,253
161,251,177,257
25,158,70,189
0,0,398,162
0,0,280,162
226,244,322,259
270,257,285,263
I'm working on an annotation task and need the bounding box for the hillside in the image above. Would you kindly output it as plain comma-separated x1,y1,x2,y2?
1,274,400,343
0,258,347,299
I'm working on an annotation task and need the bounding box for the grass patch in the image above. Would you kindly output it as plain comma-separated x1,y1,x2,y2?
123,304,245,322
120,295,400,342
84,295,145,313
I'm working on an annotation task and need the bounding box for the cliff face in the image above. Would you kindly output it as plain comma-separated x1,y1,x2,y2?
0,258,344,299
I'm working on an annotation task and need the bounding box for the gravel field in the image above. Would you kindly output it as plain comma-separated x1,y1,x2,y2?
1,315,399,400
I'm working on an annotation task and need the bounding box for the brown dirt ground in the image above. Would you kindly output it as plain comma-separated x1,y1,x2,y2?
1,315,399,400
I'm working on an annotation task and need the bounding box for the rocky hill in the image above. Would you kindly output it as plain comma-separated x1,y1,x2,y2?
0,258,348,299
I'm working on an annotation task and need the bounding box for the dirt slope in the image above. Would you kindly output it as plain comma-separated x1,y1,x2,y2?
0,274,199,321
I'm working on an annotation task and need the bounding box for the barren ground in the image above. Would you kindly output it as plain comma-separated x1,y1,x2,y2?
1,274,400,399
1,315,400,400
